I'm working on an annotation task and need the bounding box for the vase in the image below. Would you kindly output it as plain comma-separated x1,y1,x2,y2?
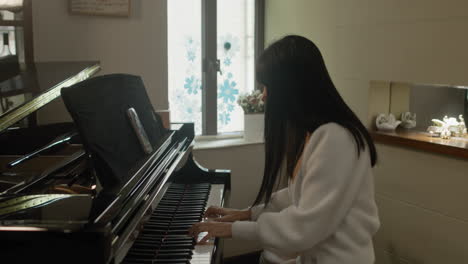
244,113,264,142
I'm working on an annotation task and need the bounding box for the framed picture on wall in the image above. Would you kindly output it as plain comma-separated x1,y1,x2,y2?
69,0,130,17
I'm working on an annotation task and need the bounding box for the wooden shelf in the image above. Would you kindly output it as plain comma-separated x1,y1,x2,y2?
371,129,468,160
0,20,23,27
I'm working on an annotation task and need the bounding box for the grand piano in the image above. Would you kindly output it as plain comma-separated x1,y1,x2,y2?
0,62,231,264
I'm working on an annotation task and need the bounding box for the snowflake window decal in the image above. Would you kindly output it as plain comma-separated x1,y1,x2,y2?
217,34,241,127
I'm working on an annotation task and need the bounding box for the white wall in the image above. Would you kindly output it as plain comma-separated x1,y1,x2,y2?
32,0,168,124
265,1,468,263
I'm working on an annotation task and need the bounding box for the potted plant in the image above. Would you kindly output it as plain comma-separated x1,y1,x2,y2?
237,89,265,142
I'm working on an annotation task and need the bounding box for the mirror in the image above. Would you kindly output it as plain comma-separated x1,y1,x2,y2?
368,81,468,135
410,83,468,131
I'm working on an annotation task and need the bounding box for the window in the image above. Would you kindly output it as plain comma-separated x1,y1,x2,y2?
0,10,17,55
168,0,263,135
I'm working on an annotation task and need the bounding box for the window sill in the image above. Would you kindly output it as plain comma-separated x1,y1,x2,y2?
194,132,264,150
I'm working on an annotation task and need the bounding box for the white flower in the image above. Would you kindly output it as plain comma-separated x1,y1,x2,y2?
218,34,240,58
236,90,265,114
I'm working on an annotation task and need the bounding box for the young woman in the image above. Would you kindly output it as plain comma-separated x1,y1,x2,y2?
189,35,380,264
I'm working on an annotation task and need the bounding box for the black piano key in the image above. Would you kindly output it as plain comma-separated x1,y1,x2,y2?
131,242,162,249
149,219,172,222
153,222,197,227
143,223,193,230
158,203,206,208
151,214,202,220
154,209,204,215
156,205,206,209
170,184,209,188
148,217,195,222
165,230,192,236
135,239,194,246
130,241,194,250
150,212,199,217
147,215,175,220
131,242,160,249
134,237,194,245
157,252,192,258
153,209,204,214
146,220,197,225
149,217,201,223
169,220,200,223
154,207,205,212
136,236,193,243
126,252,191,262
154,260,190,264
164,223,194,227
169,185,209,190
165,188,208,191
168,215,204,220
141,229,192,236
164,191,184,195
125,251,156,259
131,241,193,249
141,227,192,234
145,233,194,238
159,243,194,250
182,187,210,190
164,193,208,197
166,190,208,194
166,193,208,197
131,248,192,255
124,258,189,264
165,190,207,195
143,222,174,227
158,201,206,206
136,235,194,241
155,253,191,259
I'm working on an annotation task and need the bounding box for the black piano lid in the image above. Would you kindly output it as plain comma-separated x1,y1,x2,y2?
0,61,101,133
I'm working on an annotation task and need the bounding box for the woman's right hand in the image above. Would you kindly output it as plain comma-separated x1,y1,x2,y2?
204,206,251,222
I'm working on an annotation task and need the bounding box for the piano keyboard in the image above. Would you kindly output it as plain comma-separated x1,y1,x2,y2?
122,183,224,264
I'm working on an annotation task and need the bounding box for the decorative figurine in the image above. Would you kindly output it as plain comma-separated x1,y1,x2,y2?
400,112,417,129
430,118,451,139
440,127,451,139
459,115,467,136
443,116,460,136
376,113,401,131
428,115,467,139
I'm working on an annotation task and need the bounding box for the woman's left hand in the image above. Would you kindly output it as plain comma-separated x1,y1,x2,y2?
188,221,232,244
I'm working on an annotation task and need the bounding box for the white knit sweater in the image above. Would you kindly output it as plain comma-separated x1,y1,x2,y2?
232,123,380,264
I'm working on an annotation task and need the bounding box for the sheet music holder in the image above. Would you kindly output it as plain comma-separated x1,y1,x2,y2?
61,74,166,189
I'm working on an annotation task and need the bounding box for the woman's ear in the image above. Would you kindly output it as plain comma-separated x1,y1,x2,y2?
262,86,267,101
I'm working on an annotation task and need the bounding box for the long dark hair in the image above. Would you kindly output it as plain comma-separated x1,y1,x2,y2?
253,35,377,206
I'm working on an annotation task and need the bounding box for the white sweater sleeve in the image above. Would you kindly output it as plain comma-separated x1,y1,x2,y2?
249,188,291,221
232,124,370,254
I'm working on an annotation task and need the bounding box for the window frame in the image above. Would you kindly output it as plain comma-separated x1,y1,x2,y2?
200,0,265,135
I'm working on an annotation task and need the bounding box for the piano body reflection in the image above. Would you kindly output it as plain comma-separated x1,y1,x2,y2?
0,65,231,264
